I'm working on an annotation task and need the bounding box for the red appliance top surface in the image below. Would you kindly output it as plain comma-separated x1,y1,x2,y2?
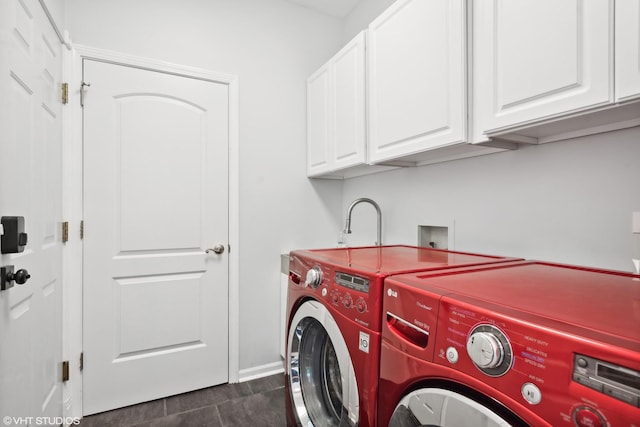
293,245,519,276
399,261,640,343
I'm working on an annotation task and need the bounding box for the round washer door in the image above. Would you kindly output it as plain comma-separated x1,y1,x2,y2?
389,388,512,427
287,300,359,426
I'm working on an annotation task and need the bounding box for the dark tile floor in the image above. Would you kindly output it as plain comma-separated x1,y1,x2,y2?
79,373,287,427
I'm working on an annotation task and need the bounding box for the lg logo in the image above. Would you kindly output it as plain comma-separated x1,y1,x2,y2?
387,288,398,298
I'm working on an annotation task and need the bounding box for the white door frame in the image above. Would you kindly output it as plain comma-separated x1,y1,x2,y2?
62,44,240,418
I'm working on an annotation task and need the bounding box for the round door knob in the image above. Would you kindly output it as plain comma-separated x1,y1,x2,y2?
8,269,31,285
206,244,225,254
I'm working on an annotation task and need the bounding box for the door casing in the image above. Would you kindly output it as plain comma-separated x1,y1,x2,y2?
62,45,240,418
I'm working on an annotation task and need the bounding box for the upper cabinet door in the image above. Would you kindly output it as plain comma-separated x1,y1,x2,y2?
616,0,640,102
367,0,466,164
471,0,612,142
307,64,332,176
307,32,366,177
332,31,367,171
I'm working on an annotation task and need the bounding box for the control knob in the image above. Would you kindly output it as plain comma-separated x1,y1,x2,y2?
467,332,504,368
305,266,322,288
343,294,353,308
356,298,367,313
466,324,512,376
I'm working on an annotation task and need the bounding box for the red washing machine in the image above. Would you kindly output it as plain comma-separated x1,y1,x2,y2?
379,261,640,427
284,245,521,427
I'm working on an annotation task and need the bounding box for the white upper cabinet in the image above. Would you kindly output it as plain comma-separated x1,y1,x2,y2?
307,32,367,177
367,0,466,164
333,32,367,171
307,64,332,176
471,0,612,142
616,0,640,102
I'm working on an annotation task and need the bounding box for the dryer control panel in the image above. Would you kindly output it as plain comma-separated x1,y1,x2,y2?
382,261,640,427
433,297,640,427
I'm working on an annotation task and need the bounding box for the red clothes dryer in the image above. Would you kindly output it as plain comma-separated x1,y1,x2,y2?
379,261,640,427
284,245,520,427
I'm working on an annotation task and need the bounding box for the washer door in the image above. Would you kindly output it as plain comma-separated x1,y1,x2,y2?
389,388,512,427
287,300,359,426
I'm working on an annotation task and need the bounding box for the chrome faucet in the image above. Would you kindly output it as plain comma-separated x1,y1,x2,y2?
344,198,382,246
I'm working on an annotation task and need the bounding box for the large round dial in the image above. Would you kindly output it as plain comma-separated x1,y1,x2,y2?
466,324,512,376
467,332,503,368
305,266,323,288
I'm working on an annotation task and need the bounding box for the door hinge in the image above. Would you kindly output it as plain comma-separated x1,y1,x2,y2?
80,220,84,240
61,83,69,104
79,352,84,372
62,221,69,243
62,360,70,382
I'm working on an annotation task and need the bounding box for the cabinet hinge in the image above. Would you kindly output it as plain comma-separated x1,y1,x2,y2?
61,83,69,104
62,360,70,382
62,222,69,243
80,220,84,240
79,352,84,372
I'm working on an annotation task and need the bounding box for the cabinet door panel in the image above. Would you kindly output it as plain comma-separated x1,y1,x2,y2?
333,32,366,170
616,0,640,101
498,1,579,107
368,0,465,163
307,65,331,176
472,0,611,142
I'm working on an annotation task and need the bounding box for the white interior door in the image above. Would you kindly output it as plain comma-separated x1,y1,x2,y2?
0,0,63,420
82,59,229,415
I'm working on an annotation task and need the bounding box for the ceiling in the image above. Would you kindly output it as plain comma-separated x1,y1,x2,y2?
284,0,360,18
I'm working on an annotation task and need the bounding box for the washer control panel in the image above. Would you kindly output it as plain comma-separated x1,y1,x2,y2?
289,254,379,330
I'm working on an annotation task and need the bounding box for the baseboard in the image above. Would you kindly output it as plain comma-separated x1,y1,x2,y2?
238,360,285,383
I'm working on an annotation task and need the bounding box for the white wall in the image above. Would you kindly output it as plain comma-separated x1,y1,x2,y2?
43,0,65,32
341,127,640,272
64,0,345,373
343,0,395,41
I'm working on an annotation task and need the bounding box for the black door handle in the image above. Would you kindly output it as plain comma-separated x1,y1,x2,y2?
0,266,31,290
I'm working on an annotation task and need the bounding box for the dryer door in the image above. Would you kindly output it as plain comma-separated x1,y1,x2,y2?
389,388,512,427
287,300,359,426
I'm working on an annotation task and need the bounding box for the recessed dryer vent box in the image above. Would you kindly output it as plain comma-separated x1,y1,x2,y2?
418,225,450,250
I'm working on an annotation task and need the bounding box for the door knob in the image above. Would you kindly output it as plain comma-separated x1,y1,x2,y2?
1,265,31,291
206,244,225,254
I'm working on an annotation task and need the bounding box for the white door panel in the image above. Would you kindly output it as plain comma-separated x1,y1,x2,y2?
1,0,63,420
82,59,229,415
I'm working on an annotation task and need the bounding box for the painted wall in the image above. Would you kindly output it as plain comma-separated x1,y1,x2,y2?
343,0,395,41
64,0,345,373
341,127,640,272
43,0,65,31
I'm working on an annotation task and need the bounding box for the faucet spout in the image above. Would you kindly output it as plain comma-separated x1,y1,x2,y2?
344,198,382,246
